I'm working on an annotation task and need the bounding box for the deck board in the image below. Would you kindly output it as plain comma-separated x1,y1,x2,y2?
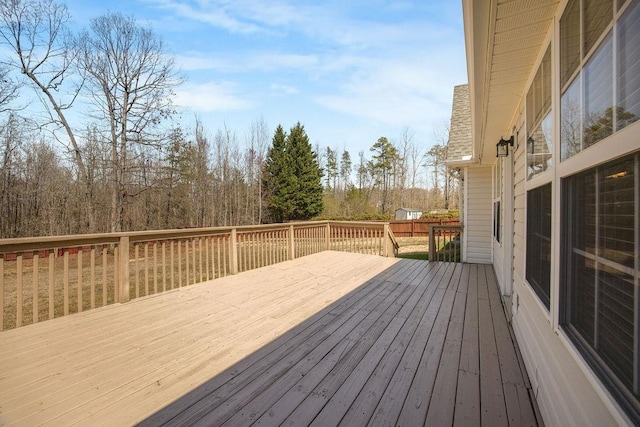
0,251,541,426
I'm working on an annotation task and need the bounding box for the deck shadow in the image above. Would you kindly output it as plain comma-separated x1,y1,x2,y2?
137,258,541,426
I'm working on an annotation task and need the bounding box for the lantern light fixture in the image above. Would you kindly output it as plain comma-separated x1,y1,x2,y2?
496,135,514,157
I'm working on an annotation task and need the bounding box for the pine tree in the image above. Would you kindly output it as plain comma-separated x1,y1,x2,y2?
262,123,323,222
288,123,323,220
369,137,398,214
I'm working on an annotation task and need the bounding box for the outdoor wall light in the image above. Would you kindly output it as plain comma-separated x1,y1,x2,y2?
527,136,535,155
496,135,514,157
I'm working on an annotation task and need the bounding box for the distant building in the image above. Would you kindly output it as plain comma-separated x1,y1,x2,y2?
394,208,422,220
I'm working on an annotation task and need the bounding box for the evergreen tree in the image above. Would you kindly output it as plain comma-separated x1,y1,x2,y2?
324,147,338,191
369,137,398,214
340,150,352,190
262,123,323,222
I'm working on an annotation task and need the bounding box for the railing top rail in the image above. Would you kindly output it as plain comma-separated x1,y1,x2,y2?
429,225,463,230
387,228,399,249
0,220,394,254
327,221,389,227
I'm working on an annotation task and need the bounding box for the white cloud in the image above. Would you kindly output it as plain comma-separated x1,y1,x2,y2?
270,83,299,95
250,53,319,71
314,56,460,133
149,0,263,34
174,81,254,112
175,52,319,73
146,0,307,35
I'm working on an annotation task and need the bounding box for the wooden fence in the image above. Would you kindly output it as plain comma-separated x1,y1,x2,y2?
0,221,398,332
389,218,460,237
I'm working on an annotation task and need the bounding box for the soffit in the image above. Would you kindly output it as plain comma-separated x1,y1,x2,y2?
466,0,559,165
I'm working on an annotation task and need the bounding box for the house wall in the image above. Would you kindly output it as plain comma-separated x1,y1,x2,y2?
462,0,640,424
505,118,618,426
463,166,492,264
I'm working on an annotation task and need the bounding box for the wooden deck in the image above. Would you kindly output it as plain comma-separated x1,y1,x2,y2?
0,251,540,426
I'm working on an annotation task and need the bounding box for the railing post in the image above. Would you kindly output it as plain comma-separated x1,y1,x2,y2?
325,222,331,251
429,226,436,261
119,236,130,303
383,224,393,257
230,228,238,274
288,224,295,260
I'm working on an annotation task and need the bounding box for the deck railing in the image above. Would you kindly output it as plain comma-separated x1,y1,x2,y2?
428,225,462,263
0,221,398,331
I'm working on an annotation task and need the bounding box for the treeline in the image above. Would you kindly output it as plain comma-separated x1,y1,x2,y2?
0,0,458,238
0,115,271,237
319,132,458,219
1,113,458,237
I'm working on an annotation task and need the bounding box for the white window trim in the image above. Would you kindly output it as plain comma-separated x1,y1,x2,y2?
557,328,636,426
552,1,640,421
523,28,555,319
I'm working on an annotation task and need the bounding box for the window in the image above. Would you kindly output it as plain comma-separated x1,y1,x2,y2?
617,0,640,130
527,45,553,179
493,201,501,243
561,151,640,421
560,0,640,161
526,184,552,309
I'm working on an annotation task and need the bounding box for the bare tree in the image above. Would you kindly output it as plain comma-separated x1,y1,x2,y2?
0,0,96,228
77,12,181,232
191,118,210,227
246,117,268,224
0,65,19,114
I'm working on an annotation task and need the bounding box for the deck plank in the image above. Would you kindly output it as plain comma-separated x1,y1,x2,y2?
485,265,538,426
142,262,415,427
254,262,438,426
215,279,416,426
478,265,508,427
395,287,457,425
0,254,540,427
367,276,450,425
454,263,480,427
424,287,467,426
164,261,424,426
316,264,442,426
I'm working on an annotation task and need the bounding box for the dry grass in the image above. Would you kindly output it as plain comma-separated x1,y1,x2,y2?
396,237,429,257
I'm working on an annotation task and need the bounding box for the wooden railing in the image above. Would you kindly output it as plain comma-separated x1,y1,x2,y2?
0,221,398,331
429,225,462,263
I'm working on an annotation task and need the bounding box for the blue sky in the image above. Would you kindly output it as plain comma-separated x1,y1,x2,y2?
64,0,467,155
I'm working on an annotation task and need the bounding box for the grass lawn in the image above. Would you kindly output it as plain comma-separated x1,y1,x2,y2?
397,252,429,260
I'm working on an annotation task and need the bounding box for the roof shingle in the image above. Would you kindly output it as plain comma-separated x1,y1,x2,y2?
446,84,473,163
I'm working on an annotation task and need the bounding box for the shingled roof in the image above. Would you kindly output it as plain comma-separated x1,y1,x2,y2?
446,84,473,164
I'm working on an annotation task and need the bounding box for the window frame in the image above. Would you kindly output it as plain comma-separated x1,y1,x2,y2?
560,150,640,422
525,34,555,316
559,0,638,161
526,183,552,310
527,44,554,180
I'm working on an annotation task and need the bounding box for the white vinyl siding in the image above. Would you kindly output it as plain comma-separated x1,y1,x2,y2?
464,166,492,264
511,113,618,427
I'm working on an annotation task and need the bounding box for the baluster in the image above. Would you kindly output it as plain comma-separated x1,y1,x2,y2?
33,253,39,324
90,247,96,309
77,248,83,313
